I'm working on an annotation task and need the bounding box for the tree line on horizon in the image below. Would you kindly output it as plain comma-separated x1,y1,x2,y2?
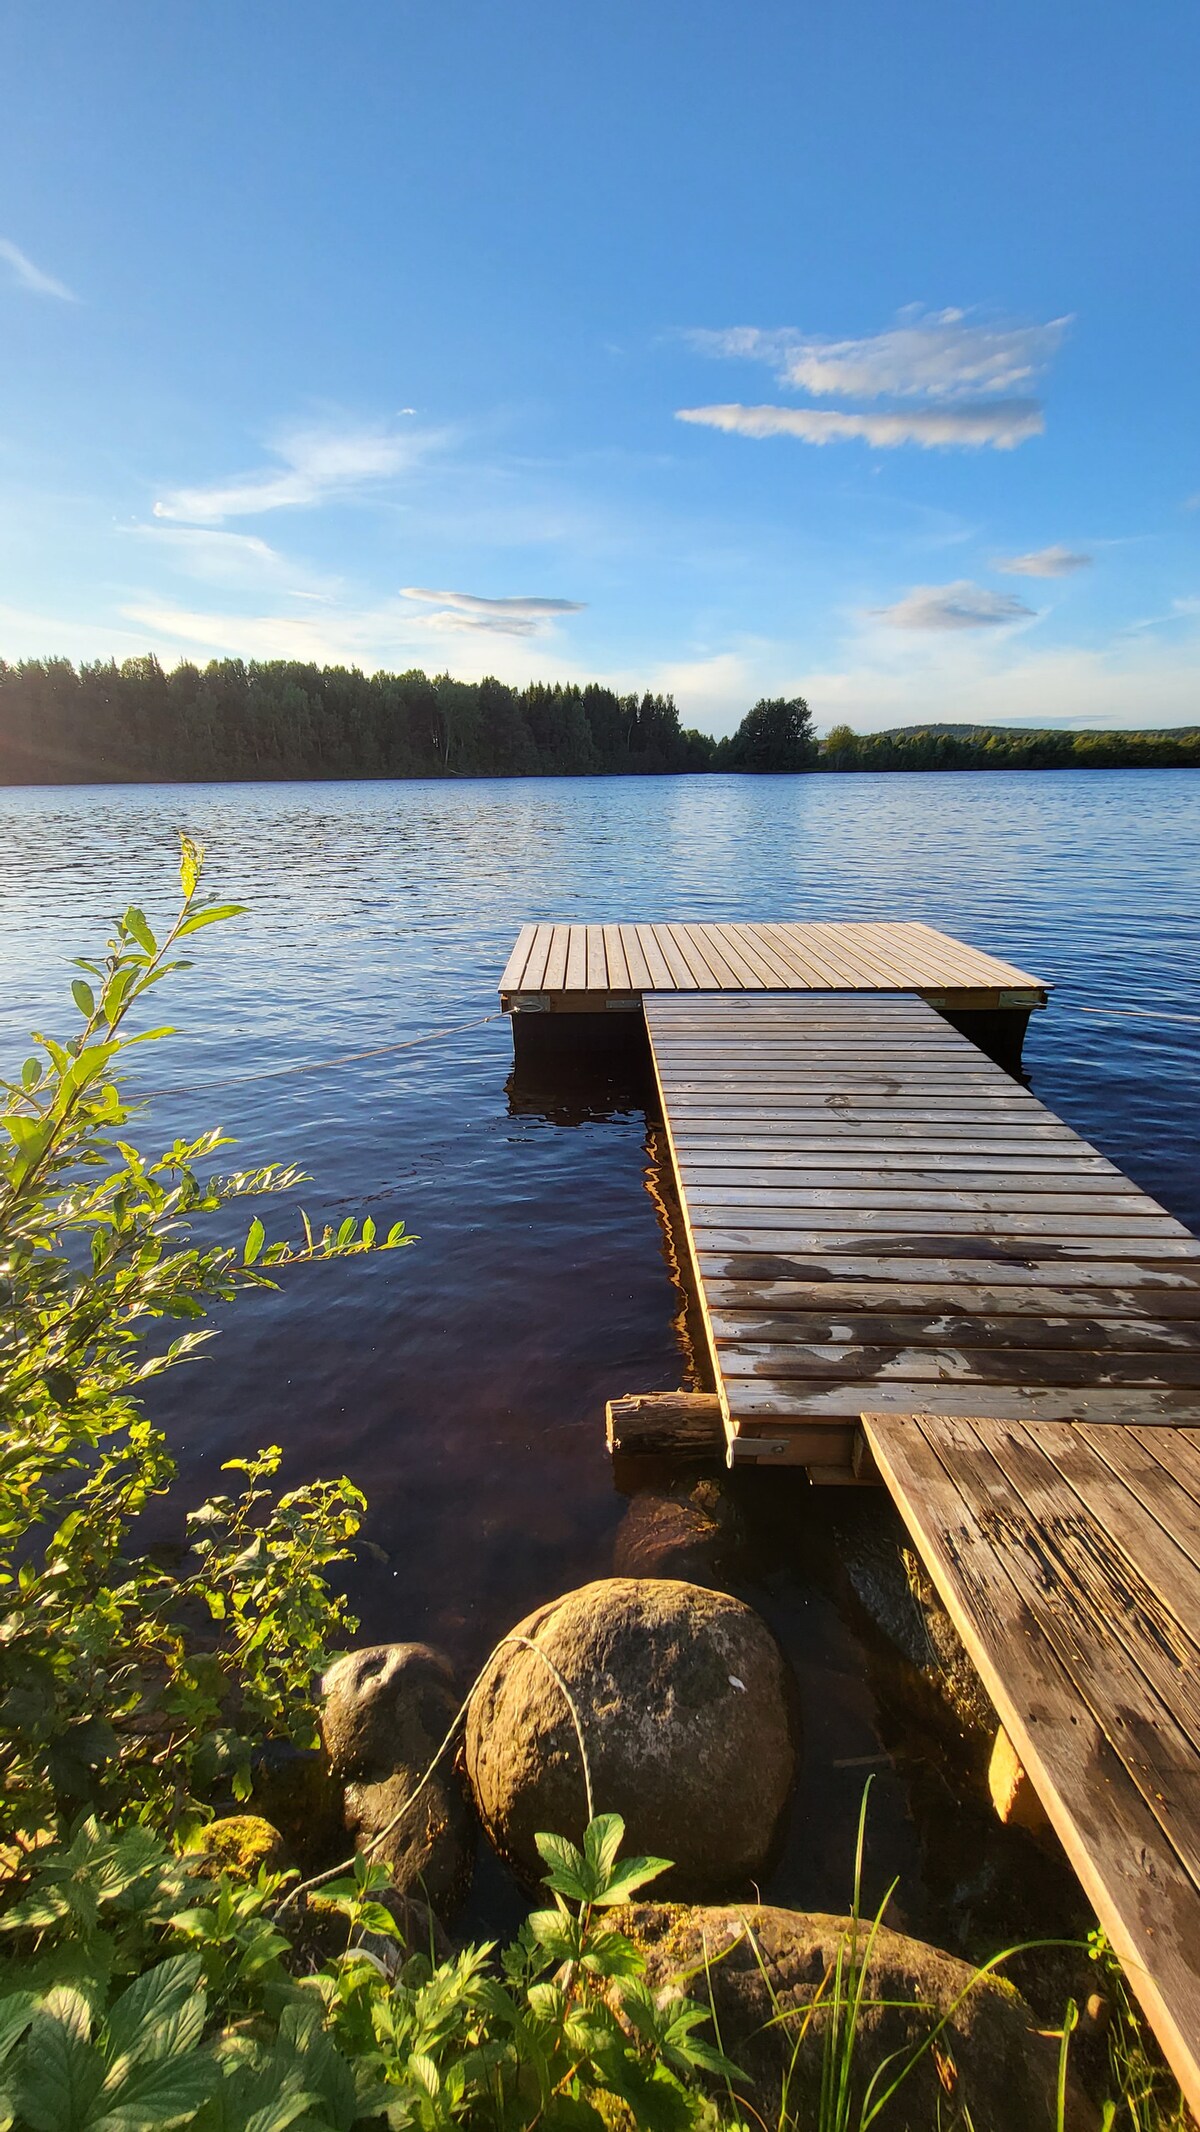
0,654,1196,782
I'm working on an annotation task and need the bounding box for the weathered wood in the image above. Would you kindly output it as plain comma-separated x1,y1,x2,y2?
604,1391,724,1456
863,1412,1200,2114
707,1307,1200,1354
642,990,1200,1462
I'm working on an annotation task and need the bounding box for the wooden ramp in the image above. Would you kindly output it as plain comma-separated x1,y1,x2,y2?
645,991,1200,1470
500,918,1046,1013
863,1410,1200,2117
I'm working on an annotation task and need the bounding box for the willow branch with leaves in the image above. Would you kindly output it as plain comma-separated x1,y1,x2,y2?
0,836,412,1840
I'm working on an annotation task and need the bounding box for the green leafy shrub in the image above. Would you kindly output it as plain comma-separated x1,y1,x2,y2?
0,1810,735,2132
0,837,411,1838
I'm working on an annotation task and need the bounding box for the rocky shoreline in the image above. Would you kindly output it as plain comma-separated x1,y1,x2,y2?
204,1474,1117,2128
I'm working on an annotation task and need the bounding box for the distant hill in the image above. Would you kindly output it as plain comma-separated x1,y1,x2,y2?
878,721,1200,741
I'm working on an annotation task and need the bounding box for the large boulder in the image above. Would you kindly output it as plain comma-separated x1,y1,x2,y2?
464,1578,798,1899
620,1902,1095,2132
319,1643,475,1914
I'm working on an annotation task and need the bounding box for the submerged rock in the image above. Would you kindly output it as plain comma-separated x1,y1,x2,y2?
464,1576,798,1899
620,1901,1095,2132
611,1479,744,1586
829,1495,996,1760
320,1642,475,1913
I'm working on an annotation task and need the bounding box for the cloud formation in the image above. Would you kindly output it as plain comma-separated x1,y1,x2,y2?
0,237,76,301
688,308,1069,402
400,587,586,636
135,525,289,581
676,401,1043,451
872,580,1036,630
996,544,1092,577
154,421,425,523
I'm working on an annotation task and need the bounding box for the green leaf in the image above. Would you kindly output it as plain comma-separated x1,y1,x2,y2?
71,979,96,1019
406,2053,441,2099
14,2008,102,2132
243,1218,265,1267
526,1981,566,2024
102,1953,205,2069
20,1057,40,1090
0,1996,35,2066
526,1909,581,1964
93,2050,216,2129
591,1854,673,1906
123,908,158,956
335,1217,355,1249
583,1813,625,1889
360,1216,376,1248
175,905,247,937
535,1831,590,1903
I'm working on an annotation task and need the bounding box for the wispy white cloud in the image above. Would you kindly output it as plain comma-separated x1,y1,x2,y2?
688,308,1069,402
676,401,1043,451
153,419,431,524
872,580,1036,630
399,586,586,636
129,523,342,604
120,601,353,663
0,237,77,301
996,544,1092,577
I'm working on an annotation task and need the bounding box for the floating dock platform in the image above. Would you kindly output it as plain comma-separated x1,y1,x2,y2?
500,918,1046,1070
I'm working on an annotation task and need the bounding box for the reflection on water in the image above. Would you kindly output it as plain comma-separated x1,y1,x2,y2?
0,771,1196,1947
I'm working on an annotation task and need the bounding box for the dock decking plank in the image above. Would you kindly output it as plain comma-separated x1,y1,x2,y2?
644,992,1200,1462
498,919,1048,1008
861,1410,1200,2115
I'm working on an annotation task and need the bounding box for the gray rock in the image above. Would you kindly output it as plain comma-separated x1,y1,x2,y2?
320,1643,475,1913
621,1901,1096,2132
464,1577,798,1899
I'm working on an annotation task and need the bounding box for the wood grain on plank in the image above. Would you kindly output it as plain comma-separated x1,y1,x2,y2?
861,1410,1200,2114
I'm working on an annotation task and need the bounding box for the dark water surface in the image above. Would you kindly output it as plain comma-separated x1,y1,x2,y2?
2,772,1198,1954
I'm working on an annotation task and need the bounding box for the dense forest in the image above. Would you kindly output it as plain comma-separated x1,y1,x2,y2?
0,655,1196,781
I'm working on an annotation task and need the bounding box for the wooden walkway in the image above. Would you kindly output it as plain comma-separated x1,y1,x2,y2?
500,919,1046,1013
645,991,1200,1470
499,920,1200,2099
863,1410,1200,2116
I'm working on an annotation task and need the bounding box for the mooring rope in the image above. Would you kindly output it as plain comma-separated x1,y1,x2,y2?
274,1631,594,1919
1069,1002,1200,1027
134,1011,504,1099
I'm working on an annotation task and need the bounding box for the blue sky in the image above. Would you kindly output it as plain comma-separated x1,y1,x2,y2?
2,0,1198,736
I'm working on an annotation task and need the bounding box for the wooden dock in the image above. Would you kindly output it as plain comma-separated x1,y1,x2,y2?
864,1411,1200,2114
645,989,1200,1470
500,918,1047,1014
499,917,1200,2105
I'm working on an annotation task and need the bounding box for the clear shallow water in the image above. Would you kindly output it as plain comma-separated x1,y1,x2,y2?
2,771,1198,1952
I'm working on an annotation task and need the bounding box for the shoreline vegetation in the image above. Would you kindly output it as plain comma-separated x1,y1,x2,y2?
1,655,1198,783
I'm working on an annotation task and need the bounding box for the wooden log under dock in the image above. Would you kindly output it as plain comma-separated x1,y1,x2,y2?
604,1391,723,1457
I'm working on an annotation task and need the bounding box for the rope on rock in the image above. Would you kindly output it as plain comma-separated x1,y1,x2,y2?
274,1631,594,1919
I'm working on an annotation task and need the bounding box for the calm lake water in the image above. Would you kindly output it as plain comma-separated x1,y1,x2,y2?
2,770,1198,1954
